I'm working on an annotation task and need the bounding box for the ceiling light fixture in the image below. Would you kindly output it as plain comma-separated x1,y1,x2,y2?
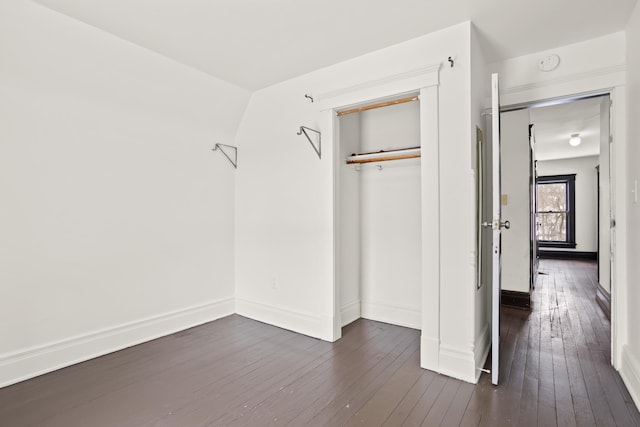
569,133,581,147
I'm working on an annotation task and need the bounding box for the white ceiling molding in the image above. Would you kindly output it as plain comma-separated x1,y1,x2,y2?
501,64,626,96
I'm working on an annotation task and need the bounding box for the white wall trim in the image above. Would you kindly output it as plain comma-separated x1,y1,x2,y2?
420,334,440,372
438,343,477,383
501,64,626,96
419,85,441,374
0,297,234,388
316,64,441,106
361,300,421,330
340,300,361,327
621,346,640,411
317,64,442,113
327,64,441,353
474,323,491,382
235,297,325,340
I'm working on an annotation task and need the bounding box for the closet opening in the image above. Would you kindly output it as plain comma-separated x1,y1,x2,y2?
336,93,422,331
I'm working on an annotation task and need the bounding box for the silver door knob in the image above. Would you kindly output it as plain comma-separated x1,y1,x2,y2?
482,220,510,230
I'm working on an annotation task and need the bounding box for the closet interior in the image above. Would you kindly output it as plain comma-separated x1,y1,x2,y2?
337,94,422,330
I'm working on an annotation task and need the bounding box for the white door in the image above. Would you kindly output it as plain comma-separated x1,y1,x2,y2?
489,73,508,385
598,96,613,302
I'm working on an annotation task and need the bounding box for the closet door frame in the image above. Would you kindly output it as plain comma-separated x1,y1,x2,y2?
316,64,442,372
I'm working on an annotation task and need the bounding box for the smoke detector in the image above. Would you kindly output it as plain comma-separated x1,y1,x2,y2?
538,54,560,72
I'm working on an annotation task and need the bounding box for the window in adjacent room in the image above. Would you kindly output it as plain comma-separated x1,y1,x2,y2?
536,174,576,248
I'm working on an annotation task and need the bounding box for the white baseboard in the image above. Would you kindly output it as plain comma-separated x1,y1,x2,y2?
341,300,361,327
621,345,640,412
361,300,421,330
0,298,234,388
474,323,491,383
235,297,327,340
438,343,477,383
420,334,439,372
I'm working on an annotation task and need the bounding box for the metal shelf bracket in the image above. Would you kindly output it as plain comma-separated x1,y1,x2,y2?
212,143,238,169
297,126,321,159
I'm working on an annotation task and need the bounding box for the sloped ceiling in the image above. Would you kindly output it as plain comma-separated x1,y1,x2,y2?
35,0,637,90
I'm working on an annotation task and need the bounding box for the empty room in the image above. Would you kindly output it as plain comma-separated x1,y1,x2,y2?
2,0,640,425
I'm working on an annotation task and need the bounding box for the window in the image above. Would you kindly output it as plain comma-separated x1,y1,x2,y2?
536,174,576,248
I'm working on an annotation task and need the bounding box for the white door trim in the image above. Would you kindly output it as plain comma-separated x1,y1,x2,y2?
496,69,627,369
322,64,443,373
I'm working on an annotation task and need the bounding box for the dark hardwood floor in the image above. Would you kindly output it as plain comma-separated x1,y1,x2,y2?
1,259,638,426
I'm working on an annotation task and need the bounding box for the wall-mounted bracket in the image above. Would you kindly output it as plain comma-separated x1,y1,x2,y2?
297,126,321,159
212,143,238,169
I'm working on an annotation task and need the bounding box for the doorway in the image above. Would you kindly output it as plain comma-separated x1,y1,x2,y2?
336,96,422,330
481,91,615,385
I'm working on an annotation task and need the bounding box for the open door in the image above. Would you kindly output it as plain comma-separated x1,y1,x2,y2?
485,73,509,385
529,125,538,290
598,95,613,316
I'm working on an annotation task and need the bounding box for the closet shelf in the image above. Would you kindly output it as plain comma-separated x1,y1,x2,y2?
346,147,421,164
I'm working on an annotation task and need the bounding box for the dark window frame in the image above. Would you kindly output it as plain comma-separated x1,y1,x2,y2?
536,174,576,249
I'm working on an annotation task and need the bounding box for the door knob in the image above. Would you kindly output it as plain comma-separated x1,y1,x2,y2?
481,220,510,230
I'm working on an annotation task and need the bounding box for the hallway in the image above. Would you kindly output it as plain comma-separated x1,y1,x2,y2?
476,259,640,426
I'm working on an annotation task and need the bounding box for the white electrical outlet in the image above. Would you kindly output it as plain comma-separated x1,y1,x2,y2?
271,278,278,290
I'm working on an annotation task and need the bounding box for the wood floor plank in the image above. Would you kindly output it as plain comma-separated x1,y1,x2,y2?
45,323,313,427
297,329,418,426
419,378,461,426
549,276,577,427
517,279,541,427
236,323,415,426
459,386,488,427
319,340,419,427
592,348,638,426
343,349,423,427
381,369,437,426
400,374,448,426
537,279,558,427
216,320,394,426
438,381,474,426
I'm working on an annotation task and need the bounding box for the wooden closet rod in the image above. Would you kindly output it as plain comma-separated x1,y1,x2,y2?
336,95,418,116
346,147,421,164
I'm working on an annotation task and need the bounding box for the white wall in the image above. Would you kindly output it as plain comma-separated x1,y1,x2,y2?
0,0,250,387
622,1,640,411
536,156,599,253
489,32,626,107
235,22,483,382
359,102,421,329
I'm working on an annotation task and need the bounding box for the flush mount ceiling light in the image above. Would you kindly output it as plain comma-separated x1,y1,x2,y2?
569,133,582,147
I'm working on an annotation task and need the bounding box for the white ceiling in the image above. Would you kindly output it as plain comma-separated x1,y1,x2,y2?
34,0,637,90
530,96,604,161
